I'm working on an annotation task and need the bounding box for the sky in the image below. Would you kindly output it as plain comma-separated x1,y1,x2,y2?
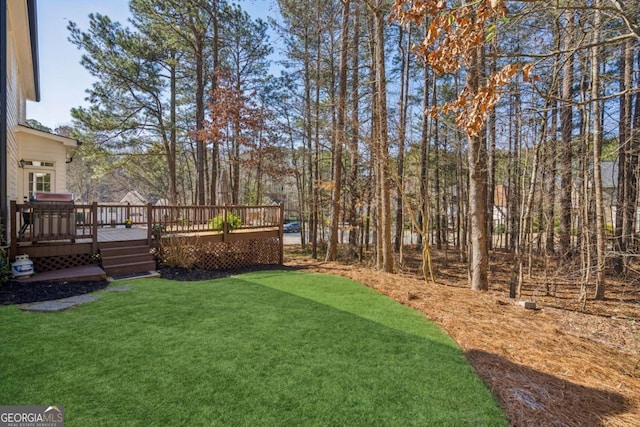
27,0,278,130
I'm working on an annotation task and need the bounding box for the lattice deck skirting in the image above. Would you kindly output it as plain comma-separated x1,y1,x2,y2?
196,238,281,270
31,253,97,273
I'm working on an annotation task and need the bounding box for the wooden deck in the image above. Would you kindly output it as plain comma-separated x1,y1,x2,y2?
82,226,148,243
9,202,285,275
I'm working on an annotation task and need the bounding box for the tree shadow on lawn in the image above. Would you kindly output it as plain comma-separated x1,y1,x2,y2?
467,349,629,426
192,275,508,425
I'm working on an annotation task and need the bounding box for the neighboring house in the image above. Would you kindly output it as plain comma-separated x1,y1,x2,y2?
600,160,640,230
493,183,508,227
120,190,148,205
493,162,635,232
601,160,618,227
1,0,79,243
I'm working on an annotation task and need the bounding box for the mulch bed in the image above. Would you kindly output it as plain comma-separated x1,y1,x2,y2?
0,264,291,304
0,280,109,305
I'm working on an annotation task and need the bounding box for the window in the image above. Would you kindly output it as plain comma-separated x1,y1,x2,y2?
28,172,51,198
23,160,54,167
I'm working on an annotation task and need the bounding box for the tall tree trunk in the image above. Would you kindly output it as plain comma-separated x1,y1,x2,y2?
435,111,442,250
546,90,558,255
592,3,606,300
326,0,351,261
312,13,321,259
394,24,410,253
631,48,640,257
418,21,430,251
623,40,638,259
303,15,313,248
347,3,361,254
168,53,178,206
195,33,206,205
508,90,522,252
367,12,382,267
559,11,575,257
614,44,627,273
209,0,220,206
487,39,497,251
467,41,489,291
373,4,393,273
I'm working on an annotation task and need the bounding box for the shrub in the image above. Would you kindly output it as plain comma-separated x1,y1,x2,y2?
0,248,10,285
208,212,242,230
151,224,166,236
159,235,200,269
0,223,9,285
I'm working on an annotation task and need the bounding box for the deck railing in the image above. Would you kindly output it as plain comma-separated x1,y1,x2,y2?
11,201,284,256
151,205,282,233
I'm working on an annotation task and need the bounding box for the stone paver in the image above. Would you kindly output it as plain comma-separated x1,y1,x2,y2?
20,301,77,312
20,294,102,313
19,285,134,313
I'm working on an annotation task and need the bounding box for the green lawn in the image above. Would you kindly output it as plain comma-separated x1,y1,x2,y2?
0,270,506,426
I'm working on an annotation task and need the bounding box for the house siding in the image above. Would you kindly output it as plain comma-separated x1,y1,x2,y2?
6,19,21,206
17,133,69,196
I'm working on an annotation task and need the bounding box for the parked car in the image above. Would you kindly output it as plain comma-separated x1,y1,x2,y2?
283,221,301,233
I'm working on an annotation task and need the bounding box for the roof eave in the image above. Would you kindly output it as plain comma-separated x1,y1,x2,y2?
27,0,40,102
16,124,79,147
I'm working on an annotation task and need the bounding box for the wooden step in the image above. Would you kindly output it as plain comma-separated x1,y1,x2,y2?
100,245,149,257
101,253,154,268
99,243,156,278
103,261,157,277
100,245,152,258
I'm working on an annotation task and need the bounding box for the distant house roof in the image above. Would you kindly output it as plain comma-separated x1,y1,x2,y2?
120,190,147,205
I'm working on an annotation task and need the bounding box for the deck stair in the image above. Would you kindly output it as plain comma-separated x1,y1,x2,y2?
99,240,157,278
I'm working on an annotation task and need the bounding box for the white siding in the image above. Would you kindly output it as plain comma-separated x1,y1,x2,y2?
17,133,69,196
6,23,21,204
4,1,41,245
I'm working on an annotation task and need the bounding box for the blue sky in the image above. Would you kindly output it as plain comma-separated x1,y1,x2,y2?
27,0,277,130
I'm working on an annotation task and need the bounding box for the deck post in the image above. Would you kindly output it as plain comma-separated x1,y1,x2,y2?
9,200,17,259
222,206,227,243
279,203,284,265
147,203,152,246
91,202,98,253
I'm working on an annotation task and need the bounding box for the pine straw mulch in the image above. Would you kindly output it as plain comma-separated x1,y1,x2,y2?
285,249,640,427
